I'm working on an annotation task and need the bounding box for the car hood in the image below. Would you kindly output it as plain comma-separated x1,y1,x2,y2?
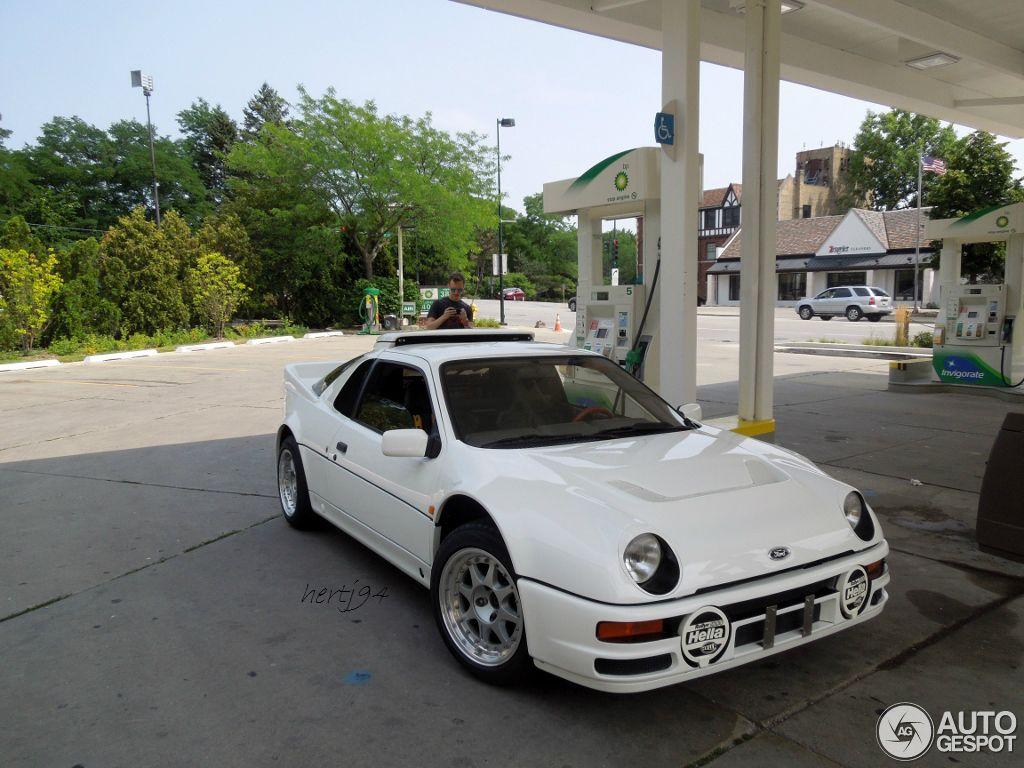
460,427,882,604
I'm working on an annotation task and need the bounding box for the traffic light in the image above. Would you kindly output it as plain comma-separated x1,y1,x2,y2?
612,239,619,258
603,240,610,255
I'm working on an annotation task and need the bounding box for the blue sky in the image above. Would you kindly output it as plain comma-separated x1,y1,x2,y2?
2,0,1022,216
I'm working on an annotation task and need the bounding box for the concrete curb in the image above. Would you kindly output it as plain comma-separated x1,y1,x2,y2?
176,341,236,353
246,336,295,346
302,331,345,339
84,349,159,364
0,359,61,372
776,343,931,361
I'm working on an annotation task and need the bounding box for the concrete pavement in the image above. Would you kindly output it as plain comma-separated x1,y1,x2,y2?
1,330,1022,766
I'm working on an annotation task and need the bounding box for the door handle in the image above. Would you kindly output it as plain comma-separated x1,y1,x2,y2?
336,441,348,454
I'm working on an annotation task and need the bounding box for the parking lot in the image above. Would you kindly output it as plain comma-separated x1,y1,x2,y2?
2,326,1023,767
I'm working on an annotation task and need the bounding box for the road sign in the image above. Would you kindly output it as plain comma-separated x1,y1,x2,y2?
655,112,675,145
492,253,508,276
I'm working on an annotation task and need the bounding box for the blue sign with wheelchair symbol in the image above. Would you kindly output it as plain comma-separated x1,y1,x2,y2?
655,112,675,145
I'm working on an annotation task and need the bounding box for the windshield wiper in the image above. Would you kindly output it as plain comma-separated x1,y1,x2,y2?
591,422,691,439
479,433,585,448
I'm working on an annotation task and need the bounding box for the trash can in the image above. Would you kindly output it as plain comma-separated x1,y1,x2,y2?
977,412,1024,562
381,314,399,331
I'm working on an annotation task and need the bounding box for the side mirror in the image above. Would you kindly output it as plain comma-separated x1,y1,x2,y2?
677,403,702,422
381,429,429,458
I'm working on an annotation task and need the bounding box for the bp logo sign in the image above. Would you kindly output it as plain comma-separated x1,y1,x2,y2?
614,171,629,191
680,606,730,667
839,566,869,618
996,215,1010,228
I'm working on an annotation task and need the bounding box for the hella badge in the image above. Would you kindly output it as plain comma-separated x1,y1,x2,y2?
680,606,731,667
839,566,870,618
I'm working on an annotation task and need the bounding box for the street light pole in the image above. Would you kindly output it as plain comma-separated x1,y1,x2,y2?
131,70,160,227
496,117,515,325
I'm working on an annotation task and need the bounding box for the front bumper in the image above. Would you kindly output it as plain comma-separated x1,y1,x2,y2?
518,542,889,693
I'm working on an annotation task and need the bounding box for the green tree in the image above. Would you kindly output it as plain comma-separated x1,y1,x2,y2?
197,212,257,302
47,238,120,340
845,109,956,211
929,131,1024,282
101,207,189,334
177,99,238,202
186,251,248,337
242,83,290,140
0,247,62,351
229,87,494,278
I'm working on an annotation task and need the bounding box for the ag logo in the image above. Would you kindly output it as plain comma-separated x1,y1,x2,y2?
996,215,1010,228
680,606,730,667
614,171,629,191
839,566,869,618
877,702,934,761
769,546,791,561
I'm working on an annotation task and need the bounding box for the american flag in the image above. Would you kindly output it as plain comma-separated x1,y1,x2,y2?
922,155,947,175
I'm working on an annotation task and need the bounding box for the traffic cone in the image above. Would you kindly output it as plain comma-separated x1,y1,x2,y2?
554,313,563,332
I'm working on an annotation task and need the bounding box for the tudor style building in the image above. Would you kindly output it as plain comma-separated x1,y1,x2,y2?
706,207,936,307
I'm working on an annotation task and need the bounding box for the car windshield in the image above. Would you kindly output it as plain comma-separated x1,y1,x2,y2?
440,355,691,448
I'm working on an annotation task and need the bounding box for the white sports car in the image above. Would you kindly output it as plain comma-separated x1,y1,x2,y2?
277,330,889,692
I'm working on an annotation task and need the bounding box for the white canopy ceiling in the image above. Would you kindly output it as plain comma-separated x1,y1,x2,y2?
455,0,1024,138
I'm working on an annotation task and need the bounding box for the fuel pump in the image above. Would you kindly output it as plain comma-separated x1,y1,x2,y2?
926,203,1024,389
543,147,702,394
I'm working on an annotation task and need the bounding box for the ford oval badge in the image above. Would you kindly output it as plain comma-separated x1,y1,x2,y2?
769,546,791,561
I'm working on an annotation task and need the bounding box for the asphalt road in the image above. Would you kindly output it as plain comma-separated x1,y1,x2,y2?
3,334,1021,767
473,299,934,344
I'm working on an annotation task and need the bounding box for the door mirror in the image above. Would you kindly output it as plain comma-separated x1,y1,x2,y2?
677,403,702,422
381,428,429,458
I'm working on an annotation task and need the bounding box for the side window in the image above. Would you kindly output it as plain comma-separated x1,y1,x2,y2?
834,288,852,298
815,290,830,300
354,362,436,434
334,360,375,417
853,287,870,297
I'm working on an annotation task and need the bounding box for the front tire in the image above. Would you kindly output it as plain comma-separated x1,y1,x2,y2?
798,306,813,320
846,306,863,322
568,298,577,312
278,436,316,528
431,522,531,685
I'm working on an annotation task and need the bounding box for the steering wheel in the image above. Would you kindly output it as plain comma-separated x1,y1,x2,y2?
573,406,615,423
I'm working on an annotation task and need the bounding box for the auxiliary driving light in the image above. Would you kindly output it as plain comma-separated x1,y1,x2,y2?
623,534,662,583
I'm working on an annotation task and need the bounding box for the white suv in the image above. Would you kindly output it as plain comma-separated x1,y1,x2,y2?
796,286,892,322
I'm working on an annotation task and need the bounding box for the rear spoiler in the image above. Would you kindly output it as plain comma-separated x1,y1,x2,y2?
374,330,535,349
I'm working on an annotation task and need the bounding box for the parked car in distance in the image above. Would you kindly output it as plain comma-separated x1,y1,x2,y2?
501,287,526,301
568,296,577,312
796,286,892,322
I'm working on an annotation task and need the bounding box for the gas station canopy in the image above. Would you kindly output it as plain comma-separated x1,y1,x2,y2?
457,0,1024,138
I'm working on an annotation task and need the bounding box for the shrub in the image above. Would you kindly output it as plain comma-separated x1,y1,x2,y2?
862,335,897,346
911,331,934,348
474,317,501,328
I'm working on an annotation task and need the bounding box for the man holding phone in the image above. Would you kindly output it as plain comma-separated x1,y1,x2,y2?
424,272,474,330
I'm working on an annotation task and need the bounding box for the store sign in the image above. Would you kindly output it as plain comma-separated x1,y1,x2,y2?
816,210,887,258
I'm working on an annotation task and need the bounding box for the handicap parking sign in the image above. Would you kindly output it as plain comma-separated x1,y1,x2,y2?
655,112,675,145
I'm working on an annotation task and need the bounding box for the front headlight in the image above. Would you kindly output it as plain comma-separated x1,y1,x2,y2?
623,533,661,583
843,491,864,528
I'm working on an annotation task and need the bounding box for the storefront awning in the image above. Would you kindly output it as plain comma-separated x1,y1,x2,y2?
708,251,935,275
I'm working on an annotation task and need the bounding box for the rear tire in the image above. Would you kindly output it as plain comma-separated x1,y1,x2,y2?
820,315,833,321
278,436,316,529
431,522,532,685
846,306,863,322
868,314,882,322
798,306,813,320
